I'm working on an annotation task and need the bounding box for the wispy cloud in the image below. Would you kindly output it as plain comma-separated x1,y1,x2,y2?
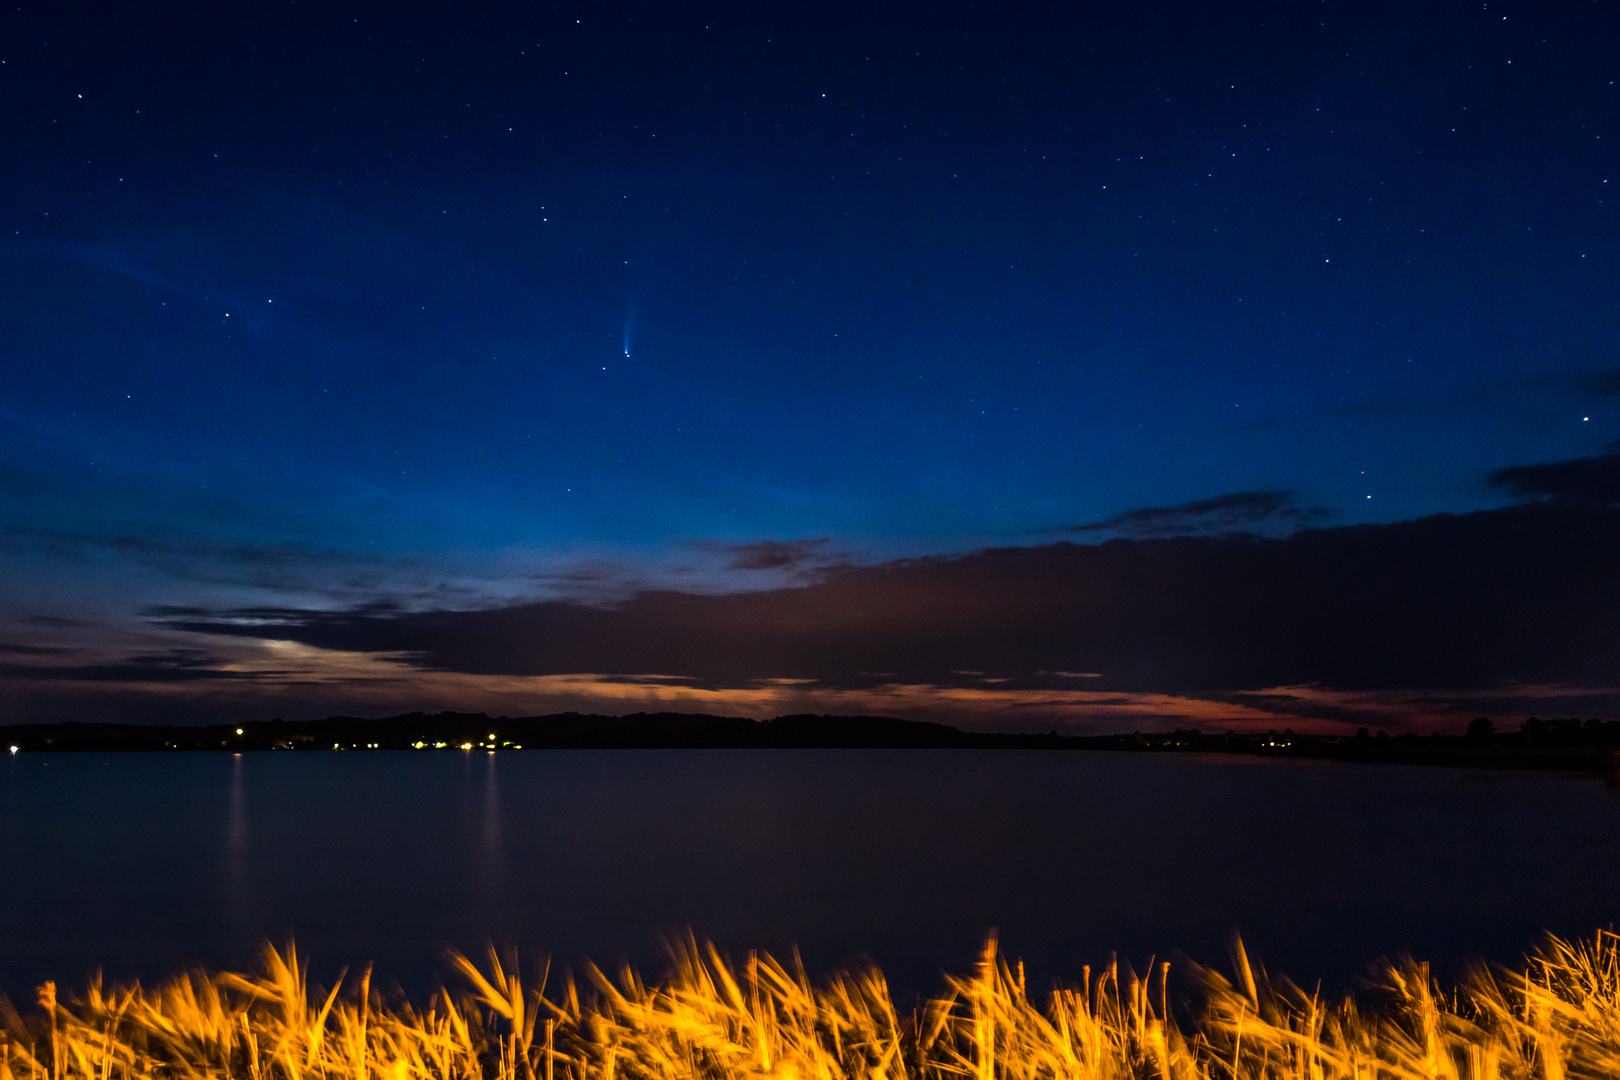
0,647,285,683
1576,371,1620,398
1486,452,1620,505
44,241,198,295
1237,368,1620,432
0,523,428,597
1066,490,1331,537
722,538,833,571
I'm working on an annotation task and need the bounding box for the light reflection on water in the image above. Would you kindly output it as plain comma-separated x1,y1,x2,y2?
1,748,1617,1000
477,750,502,924
226,753,250,931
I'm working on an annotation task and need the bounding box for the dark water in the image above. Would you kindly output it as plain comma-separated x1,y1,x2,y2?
3,748,1618,1001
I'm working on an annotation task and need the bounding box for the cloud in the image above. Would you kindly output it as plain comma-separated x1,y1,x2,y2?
1575,371,1620,397
1067,490,1331,537
0,522,504,605
23,615,91,627
157,496,1620,699
47,242,195,294
1232,368,1620,435
0,523,390,574
723,538,832,571
0,648,281,683
1485,452,1620,505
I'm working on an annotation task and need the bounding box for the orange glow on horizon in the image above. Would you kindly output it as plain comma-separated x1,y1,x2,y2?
6,636,1610,735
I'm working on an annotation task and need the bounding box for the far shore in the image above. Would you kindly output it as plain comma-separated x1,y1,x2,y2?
6,710,1620,775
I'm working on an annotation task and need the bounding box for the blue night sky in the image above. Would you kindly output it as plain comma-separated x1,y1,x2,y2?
3,0,1619,730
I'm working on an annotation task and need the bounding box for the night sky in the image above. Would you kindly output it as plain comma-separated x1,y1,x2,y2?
3,0,1618,731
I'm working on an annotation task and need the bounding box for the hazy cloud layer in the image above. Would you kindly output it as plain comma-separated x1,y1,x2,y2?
160,498,1620,698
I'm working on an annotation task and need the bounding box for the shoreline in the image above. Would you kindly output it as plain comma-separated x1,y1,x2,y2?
6,710,1619,775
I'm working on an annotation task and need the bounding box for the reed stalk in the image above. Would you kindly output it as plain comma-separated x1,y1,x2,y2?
5,932,1620,1080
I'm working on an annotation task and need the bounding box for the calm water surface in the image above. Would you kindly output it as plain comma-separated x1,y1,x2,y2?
2,749,1617,999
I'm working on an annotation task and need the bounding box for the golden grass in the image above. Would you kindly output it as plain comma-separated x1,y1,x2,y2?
4,931,1620,1080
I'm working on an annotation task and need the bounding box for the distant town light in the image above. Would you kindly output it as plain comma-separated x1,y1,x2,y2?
236,728,244,735
7,745,16,754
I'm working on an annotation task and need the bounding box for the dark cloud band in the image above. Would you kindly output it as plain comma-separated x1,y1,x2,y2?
1067,490,1331,537
160,499,1620,697
1486,452,1620,505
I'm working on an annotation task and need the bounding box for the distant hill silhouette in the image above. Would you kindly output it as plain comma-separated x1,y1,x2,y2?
0,711,1070,752
3,711,1618,775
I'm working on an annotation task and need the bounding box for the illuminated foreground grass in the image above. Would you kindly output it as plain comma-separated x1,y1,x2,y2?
4,932,1619,1080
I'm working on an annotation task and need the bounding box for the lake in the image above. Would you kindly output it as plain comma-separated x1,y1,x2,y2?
2,748,1617,1002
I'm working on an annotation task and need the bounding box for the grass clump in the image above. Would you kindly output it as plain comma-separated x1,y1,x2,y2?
4,931,1620,1080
